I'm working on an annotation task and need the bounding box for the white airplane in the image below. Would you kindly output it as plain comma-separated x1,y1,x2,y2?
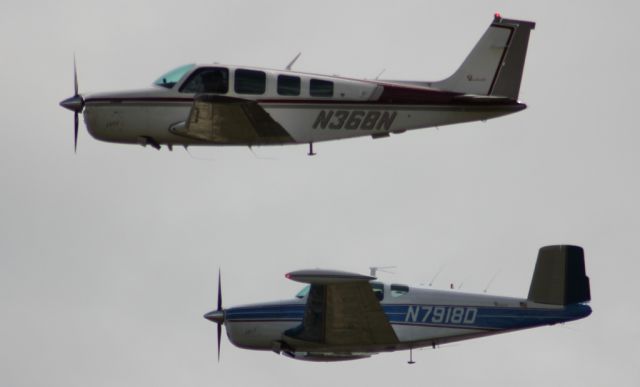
205,245,591,362
60,14,535,154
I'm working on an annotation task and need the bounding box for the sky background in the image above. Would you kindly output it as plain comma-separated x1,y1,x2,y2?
2,0,639,386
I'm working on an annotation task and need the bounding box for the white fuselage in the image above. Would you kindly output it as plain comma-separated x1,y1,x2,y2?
81,64,526,147
221,283,590,356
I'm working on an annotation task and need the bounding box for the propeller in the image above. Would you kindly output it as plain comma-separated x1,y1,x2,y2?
59,56,85,153
204,269,225,362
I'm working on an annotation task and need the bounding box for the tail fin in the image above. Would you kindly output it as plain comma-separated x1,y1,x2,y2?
432,15,536,99
527,245,591,305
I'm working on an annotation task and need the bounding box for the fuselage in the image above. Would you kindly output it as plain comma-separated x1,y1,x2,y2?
220,282,591,355
81,63,526,147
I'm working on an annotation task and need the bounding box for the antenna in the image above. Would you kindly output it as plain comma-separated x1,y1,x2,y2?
427,265,446,287
457,275,471,290
247,146,277,160
375,68,386,80
369,266,396,277
483,269,501,293
286,52,302,70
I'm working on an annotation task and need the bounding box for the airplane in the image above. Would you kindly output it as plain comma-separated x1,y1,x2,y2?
60,14,535,155
204,245,591,362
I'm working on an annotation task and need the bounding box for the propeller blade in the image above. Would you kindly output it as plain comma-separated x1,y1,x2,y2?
74,113,79,153
216,269,223,362
73,55,78,96
217,322,222,362
217,269,222,311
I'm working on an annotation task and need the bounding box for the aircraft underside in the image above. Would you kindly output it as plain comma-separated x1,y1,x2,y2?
83,101,525,147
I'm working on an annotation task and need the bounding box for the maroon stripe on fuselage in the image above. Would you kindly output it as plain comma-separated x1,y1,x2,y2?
376,84,461,104
84,89,521,107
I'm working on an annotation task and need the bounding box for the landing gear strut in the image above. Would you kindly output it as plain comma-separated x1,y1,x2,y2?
408,348,415,365
307,142,316,156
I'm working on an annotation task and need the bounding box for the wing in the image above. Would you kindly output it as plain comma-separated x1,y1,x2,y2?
169,94,295,145
283,270,398,349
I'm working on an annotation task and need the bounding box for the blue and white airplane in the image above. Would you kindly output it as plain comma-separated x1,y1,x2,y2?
60,15,535,154
205,245,591,362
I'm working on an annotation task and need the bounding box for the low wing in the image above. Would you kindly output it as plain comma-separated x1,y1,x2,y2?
284,270,398,349
170,94,294,145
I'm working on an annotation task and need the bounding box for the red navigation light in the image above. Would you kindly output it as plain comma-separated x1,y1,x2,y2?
494,12,502,20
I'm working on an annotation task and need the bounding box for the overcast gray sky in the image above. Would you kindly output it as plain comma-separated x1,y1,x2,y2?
2,0,639,386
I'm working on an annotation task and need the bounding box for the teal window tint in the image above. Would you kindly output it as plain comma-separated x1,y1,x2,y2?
179,67,229,93
371,282,384,301
278,75,301,96
154,63,196,89
235,69,266,94
310,79,333,97
390,284,409,298
295,285,310,299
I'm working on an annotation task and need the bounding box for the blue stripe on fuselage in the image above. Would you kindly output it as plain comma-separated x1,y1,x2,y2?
225,303,591,331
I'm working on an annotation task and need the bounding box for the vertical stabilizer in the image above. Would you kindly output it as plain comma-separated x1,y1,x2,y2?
528,245,591,305
432,15,536,99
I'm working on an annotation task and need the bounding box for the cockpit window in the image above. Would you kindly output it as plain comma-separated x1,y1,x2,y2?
390,284,409,297
371,282,384,301
180,67,229,94
295,285,310,299
154,63,195,89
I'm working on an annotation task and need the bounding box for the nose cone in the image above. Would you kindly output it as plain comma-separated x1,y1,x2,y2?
204,310,225,324
60,95,84,113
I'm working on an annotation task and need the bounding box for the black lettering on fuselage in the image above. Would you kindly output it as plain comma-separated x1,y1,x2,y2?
312,110,333,129
329,111,349,129
312,110,397,131
376,111,397,131
345,111,365,130
361,111,380,130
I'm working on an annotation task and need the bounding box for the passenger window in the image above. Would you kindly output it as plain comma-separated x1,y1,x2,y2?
235,69,266,94
371,282,384,301
310,79,333,97
180,67,229,94
278,75,301,96
390,284,409,298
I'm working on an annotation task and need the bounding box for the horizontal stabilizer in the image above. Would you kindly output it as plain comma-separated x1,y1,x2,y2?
528,245,591,305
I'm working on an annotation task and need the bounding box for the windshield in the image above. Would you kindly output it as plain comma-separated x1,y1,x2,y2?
153,63,196,89
295,285,310,299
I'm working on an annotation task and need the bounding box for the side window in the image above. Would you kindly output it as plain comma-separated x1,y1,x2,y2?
310,79,333,97
371,282,384,301
390,284,409,297
180,67,229,94
278,75,301,96
235,69,266,94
